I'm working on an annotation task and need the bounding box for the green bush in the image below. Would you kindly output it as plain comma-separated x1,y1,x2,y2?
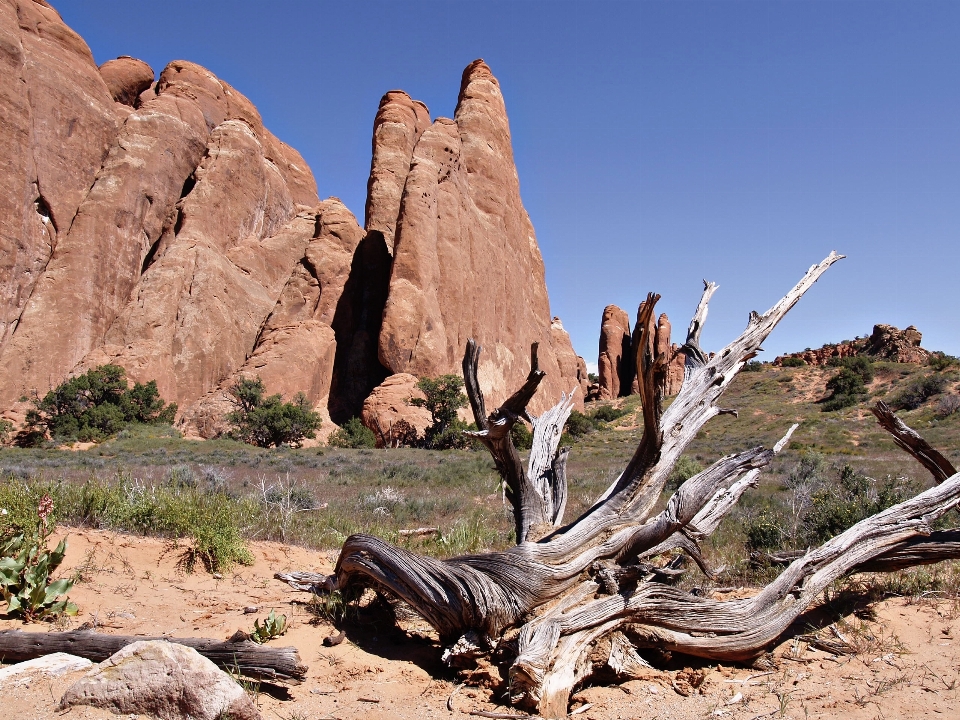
781,357,806,367
511,421,533,450
746,512,787,553
591,404,628,424
21,365,176,445
564,410,595,438
0,419,12,445
928,351,959,372
743,361,764,372
822,357,873,411
801,465,915,545
410,375,470,449
889,374,948,411
328,417,377,449
666,455,703,493
226,377,321,448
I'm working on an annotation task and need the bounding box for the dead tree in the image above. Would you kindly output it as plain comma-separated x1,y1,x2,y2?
278,252,960,718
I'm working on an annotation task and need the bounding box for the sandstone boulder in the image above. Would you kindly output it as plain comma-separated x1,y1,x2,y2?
866,323,929,363
376,60,583,413
361,373,432,447
598,305,633,400
60,640,260,720
98,55,154,106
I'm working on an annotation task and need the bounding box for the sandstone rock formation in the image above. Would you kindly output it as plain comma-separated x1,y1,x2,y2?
0,0,119,351
60,641,260,720
365,91,431,255
375,60,583,413
774,323,930,367
597,305,633,400
0,6,584,435
594,303,686,402
361,373,433,447
98,56,154,106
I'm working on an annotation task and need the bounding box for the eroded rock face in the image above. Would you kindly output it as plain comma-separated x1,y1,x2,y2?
376,60,583,413
365,91,431,255
59,641,260,720
0,0,118,351
361,373,432,447
0,47,320,408
598,305,633,400
98,55,154,106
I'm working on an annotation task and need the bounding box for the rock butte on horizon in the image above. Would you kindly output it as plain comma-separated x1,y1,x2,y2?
0,0,586,436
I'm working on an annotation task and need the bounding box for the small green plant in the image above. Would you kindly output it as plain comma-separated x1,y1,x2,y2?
781,357,806,367
328,417,377,449
743,360,764,372
250,609,288,643
410,375,470,449
226,377,321,448
20,364,176,445
0,495,78,621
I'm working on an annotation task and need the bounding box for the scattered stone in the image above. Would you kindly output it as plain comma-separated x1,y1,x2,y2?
243,606,259,614
0,653,92,686
59,640,261,720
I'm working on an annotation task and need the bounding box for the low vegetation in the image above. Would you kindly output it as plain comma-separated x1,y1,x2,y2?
410,374,472,449
250,609,288,643
0,494,77,621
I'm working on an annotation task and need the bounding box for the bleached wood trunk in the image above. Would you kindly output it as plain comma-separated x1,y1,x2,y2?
278,252,960,718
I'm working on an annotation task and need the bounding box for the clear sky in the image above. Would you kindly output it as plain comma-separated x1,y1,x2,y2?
56,0,960,367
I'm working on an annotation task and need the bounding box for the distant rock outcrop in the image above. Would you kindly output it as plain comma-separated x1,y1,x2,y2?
0,4,583,433
374,60,583,413
597,305,633,400
594,304,686,401
774,324,929,367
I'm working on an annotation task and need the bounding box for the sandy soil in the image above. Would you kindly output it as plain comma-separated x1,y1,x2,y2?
3,529,958,719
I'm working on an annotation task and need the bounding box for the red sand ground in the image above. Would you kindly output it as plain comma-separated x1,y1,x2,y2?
3,529,958,719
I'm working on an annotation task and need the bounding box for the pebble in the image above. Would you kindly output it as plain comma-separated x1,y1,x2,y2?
243,606,258,614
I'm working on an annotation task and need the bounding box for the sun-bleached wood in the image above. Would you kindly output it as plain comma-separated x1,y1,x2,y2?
278,252,960,717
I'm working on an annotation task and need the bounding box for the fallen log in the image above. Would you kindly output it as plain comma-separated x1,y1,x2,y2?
0,629,307,682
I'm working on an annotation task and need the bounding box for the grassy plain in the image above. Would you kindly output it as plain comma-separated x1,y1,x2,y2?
2,359,959,586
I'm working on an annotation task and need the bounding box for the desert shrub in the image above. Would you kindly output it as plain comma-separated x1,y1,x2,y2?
20,365,176,445
936,394,960,418
801,465,916,545
746,511,787,553
329,417,377,449
889,374,948,411
666,455,703,493
226,377,320,448
928,351,959,372
564,410,595,438
511,421,533,450
591,404,628,424
781,357,806,368
410,375,470,449
821,358,873,411
0,419,12,445
743,361,764,372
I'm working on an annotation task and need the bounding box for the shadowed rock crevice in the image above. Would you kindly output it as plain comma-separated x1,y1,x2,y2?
328,230,393,425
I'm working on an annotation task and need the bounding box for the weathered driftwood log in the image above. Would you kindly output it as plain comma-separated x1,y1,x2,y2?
0,629,307,682
278,251,960,718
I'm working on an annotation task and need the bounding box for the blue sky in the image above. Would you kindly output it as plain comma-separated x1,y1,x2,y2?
57,1,960,366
